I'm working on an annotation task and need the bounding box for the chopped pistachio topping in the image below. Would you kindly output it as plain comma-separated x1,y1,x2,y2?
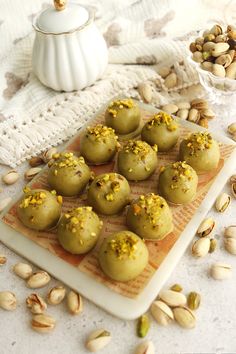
132,193,166,226
162,161,194,191
19,191,47,209
108,99,135,117
146,111,177,131
123,140,155,159
108,233,138,259
52,152,85,170
185,132,213,155
86,124,117,142
95,173,121,201
63,206,93,232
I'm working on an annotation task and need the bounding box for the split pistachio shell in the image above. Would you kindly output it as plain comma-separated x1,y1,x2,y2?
215,54,232,67
138,82,153,103
162,103,178,114
176,109,189,120
224,237,236,255
200,109,215,120
212,64,226,77
25,167,42,181
228,122,236,134
173,306,196,329
47,286,66,305
187,292,201,310
158,289,186,307
226,62,236,79
164,72,177,89
42,147,58,163
31,314,56,333
151,300,174,326
211,42,230,57
86,329,111,352
13,262,33,279
0,197,12,213
210,263,232,280
191,98,208,110
231,182,236,198
26,293,47,314
197,217,215,237
215,193,231,212
158,66,171,78
192,51,203,63
209,238,217,253
224,225,236,239
201,61,213,71
67,290,83,315
2,170,19,185
0,291,17,311
191,237,210,257
29,156,44,167
134,340,155,354
137,314,150,337
27,271,51,288
176,101,191,110
187,108,200,123
230,174,236,184
0,255,7,266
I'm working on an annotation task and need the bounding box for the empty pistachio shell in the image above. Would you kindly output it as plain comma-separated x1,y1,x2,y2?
86,329,111,352
158,289,186,307
209,238,217,253
27,271,51,288
151,300,174,326
0,291,17,311
158,66,171,78
176,101,191,110
134,340,155,354
210,24,223,36
212,64,226,77
200,108,215,120
187,292,201,310
137,314,150,337
173,306,196,329
226,62,236,79
210,263,232,280
164,72,177,89
191,98,208,110
2,170,19,185
212,42,230,57
187,108,200,123
224,225,236,239
191,237,210,257
162,103,178,114
29,156,44,167
13,262,33,280
0,197,12,213
224,237,236,255
47,286,66,305
138,82,153,103
228,122,236,134
0,255,7,266
67,290,83,315
197,217,215,237
31,314,56,333
26,293,47,314
177,109,189,120
42,148,58,163
170,283,183,292
215,193,231,212
24,167,42,181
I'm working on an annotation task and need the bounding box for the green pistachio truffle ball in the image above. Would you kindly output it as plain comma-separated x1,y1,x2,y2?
126,193,173,240
98,231,148,282
158,161,198,204
179,132,220,173
141,111,180,152
80,124,118,164
48,152,91,197
105,98,141,135
117,140,158,181
57,206,102,255
87,173,130,215
17,189,62,231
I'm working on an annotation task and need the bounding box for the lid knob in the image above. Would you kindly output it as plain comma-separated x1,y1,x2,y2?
54,0,67,11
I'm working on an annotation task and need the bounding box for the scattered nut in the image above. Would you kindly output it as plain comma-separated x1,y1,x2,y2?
138,82,153,103
197,217,215,237
228,122,236,135
191,98,209,110
161,104,178,114
224,225,236,239
173,306,196,329
210,263,232,280
170,283,183,292
0,197,12,213
29,156,44,167
150,300,174,326
67,290,83,315
191,238,210,257
215,192,231,212
200,109,215,120
31,314,56,333
157,66,171,78
224,237,236,255
176,109,189,120
47,286,66,305
187,292,201,310
134,340,155,354
230,174,236,184
188,108,200,123
27,271,51,288
209,238,217,253
176,101,191,110
164,72,177,89
226,62,236,79
42,148,58,163
2,170,19,185
13,262,33,279
137,314,150,338
86,329,111,352
158,289,186,307
26,293,47,314
0,291,17,311
231,182,236,198
24,167,42,181
0,255,7,266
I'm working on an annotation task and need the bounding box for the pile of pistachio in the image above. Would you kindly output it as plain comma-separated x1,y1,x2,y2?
190,24,236,79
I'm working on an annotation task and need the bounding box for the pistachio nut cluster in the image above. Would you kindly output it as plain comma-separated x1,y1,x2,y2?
190,24,236,79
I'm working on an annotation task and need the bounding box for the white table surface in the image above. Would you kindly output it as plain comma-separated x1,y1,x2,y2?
1,114,236,354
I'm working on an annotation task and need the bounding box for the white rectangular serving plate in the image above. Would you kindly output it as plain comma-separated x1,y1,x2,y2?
1,102,236,320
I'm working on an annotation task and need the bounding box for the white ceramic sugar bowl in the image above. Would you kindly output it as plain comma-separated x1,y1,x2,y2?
32,0,108,91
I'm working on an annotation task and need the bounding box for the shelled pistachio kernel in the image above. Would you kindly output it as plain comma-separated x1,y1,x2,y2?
170,284,183,292
187,292,201,310
215,193,231,212
27,271,51,288
0,291,17,311
47,286,66,305
196,217,215,237
26,293,47,314
137,314,150,338
0,255,7,266
209,239,217,253
31,314,56,333
173,306,196,329
86,329,112,352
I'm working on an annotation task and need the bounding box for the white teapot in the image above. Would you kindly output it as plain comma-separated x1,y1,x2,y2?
32,0,108,92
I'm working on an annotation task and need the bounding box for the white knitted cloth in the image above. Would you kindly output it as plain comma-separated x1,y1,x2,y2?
0,0,235,167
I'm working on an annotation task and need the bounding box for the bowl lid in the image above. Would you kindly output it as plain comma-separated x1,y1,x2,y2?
36,0,90,34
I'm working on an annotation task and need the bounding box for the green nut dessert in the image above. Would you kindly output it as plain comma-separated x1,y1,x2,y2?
80,124,119,164
117,140,158,181
17,188,62,231
87,173,130,215
179,132,220,173
105,98,141,135
98,231,148,282
57,206,102,255
126,193,173,240
141,111,180,152
48,152,91,197
158,161,198,204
